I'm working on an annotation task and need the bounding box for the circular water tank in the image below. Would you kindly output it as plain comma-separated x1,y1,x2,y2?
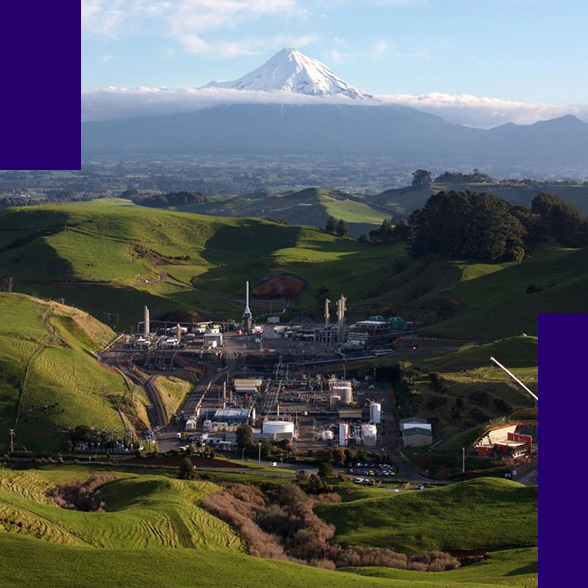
333,382,353,405
262,421,295,435
322,430,334,441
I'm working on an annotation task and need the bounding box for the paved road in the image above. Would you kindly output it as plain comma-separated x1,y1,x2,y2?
371,386,430,483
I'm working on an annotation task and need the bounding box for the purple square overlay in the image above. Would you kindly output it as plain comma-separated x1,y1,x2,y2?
0,3,79,169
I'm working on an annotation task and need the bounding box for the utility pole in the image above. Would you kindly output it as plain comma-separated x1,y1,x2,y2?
324,298,330,328
8,429,14,453
258,441,262,466
462,447,465,474
6,277,13,294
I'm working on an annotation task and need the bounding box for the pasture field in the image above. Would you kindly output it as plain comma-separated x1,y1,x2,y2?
1,200,586,337
0,467,538,588
0,293,141,452
317,478,538,554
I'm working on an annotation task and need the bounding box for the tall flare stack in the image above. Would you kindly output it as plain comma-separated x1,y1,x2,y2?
143,305,150,338
242,281,253,333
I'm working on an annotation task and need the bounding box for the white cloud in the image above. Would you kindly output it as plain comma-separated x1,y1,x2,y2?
81,0,126,37
378,92,588,127
81,85,588,128
369,40,389,59
81,1,310,57
178,33,317,58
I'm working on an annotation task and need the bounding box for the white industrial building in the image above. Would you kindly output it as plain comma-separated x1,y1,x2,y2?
361,423,378,447
370,402,382,424
212,407,255,425
400,417,433,447
234,378,263,394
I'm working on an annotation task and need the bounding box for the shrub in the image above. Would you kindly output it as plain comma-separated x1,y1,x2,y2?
48,474,117,512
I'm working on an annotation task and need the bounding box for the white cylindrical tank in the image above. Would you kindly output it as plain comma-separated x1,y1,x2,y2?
361,424,377,447
370,402,382,424
262,421,295,435
339,422,349,447
334,382,353,405
322,430,334,441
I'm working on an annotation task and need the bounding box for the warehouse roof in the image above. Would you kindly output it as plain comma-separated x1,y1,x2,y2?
403,427,433,437
213,408,252,419
400,417,428,424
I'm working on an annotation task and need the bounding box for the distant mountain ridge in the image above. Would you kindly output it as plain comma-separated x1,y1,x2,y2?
81,103,588,170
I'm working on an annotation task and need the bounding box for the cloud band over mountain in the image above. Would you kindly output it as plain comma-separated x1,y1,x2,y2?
81,86,588,129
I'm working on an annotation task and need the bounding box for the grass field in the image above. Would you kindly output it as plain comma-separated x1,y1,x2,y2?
152,375,194,416
0,293,143,452
317,478,538,554
345,547,538,588
0,467,538,588
177,187,390,237
1,199,586,338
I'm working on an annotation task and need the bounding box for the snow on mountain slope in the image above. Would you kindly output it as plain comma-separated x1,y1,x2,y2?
206,48,370,99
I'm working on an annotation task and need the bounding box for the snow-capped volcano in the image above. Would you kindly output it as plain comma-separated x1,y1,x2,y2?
206,48,369,99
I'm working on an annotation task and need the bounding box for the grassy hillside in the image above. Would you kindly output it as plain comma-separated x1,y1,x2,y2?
175,187,391,237
0,468,240,549
317,478,538,554
1,200,586,338
0,468,537,588
0,293,146,451
346,547,538,588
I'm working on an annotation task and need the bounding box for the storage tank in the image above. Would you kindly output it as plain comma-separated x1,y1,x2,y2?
370,402,382,424
321,430,334,441
339,423,349,447
262,421,295,435
333,381,353,405
329,394,341,409
361,424,377,447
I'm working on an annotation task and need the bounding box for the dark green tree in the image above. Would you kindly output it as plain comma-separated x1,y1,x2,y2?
236,424,254,450
412,169,432,189
335,219,348,237
531,192,588,247
318,461,334,478
325,216,337,234
391,219,412,242
178,457,196,480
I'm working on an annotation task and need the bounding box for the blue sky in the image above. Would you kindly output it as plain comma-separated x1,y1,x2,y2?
82,0,587,105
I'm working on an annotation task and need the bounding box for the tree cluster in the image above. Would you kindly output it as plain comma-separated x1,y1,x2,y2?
409,190,529,261
411,169,432,189
362,218,412,244
135,191,209,208
531,192,588,248
49,474,118,512
325,216,348,237
434,169,492,183
202,482,459,571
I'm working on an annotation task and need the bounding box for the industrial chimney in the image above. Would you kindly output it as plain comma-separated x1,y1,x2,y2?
242,281,253,333
143,306,150,338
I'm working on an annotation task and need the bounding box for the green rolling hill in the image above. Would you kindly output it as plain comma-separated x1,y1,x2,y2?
0,467,538,588
317,478,538,554
173,187,392,237
0,199,587,338
0,293,148,452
